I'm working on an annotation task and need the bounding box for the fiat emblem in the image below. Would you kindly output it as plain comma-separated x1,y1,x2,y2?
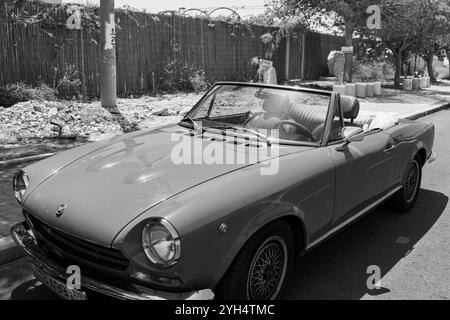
56,204,68,217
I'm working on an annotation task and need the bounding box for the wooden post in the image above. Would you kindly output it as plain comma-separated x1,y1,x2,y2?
100,0,117,109
301,33,306,80
285,34,290,81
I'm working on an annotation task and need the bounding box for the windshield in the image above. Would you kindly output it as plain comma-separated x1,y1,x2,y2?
182,84,330,144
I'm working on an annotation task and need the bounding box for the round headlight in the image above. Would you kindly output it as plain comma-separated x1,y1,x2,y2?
142,219,181,267
13,170,29,203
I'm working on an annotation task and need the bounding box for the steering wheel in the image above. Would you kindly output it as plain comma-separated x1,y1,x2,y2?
278,120,314,141
243,112,260,127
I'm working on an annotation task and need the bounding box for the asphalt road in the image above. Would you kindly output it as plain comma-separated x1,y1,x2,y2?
1,110,449,300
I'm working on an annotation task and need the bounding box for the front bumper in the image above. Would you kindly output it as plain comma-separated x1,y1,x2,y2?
428,151,437,164
11,222,214,300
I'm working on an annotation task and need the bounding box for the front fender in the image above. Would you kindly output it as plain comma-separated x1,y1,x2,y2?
114,148,334,291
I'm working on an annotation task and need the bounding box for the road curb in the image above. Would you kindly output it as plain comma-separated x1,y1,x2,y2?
402,102,450,120
0,153,55,167
0,234,23,265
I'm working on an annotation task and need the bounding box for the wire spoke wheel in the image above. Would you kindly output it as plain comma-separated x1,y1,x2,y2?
404,160,420,203
246,236,287,300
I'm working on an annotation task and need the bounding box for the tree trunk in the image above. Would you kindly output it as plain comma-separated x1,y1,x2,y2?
426,53,436,83
343,24,353,83
100,0,117,110
447,49,450,80
394,51,403,87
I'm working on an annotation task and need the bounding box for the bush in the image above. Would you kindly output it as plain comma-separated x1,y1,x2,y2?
156,62,210,94
56,64,82,99
353,60,395,82
0,82,57,108
189,69,209,93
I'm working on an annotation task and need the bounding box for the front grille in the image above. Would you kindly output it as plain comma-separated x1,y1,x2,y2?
25,212,129,271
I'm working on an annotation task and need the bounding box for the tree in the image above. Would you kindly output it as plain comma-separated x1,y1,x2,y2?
358,0,450,85
412,0,450,82
283,0,376,82
365,0,422,85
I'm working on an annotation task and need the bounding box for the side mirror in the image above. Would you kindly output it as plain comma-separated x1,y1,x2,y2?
342,126,364,143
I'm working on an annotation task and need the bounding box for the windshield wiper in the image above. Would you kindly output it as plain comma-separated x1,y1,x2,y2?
179,117,201,134
209,125,272,147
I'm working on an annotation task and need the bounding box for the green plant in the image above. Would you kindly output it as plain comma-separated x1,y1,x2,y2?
55,64,82,99
353,59,395,82
189,69,210,93
0,82,58,108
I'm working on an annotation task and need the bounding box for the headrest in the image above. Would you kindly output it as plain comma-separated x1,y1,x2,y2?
337,95,360,119
260,92,290,115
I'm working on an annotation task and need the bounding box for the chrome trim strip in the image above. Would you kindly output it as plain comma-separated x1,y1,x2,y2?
142,218,181,267
10,223,214,300
306,186,402,250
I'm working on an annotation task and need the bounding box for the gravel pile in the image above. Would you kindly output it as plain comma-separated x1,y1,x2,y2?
0,93,203,145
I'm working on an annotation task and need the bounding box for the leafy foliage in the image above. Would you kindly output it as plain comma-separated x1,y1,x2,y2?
55,64,82,100
0,82,58,108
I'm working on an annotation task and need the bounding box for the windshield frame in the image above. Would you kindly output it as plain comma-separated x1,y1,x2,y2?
180,82,333,147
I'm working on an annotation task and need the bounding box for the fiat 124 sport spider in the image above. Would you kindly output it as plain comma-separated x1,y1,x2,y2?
11,82,435,300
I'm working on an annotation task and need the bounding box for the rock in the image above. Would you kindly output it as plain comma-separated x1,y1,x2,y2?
48,107,58,116
153,107,169,116
33,105,43,113
327,51,345,77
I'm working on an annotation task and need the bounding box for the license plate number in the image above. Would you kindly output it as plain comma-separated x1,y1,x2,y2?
32,265,87,300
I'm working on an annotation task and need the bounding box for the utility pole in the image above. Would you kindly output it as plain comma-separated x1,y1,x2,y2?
100,0,117,110
284,35,290,81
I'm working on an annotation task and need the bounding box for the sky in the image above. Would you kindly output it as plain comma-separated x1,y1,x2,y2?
63,0,268,17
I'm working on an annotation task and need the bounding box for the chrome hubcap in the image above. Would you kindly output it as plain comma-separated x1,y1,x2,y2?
246,236,287,300
404,160,419,202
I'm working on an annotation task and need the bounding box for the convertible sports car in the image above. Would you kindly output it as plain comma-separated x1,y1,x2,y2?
11,82,435,300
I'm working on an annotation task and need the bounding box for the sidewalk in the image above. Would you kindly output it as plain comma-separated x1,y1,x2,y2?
357,81,450,120
1,83,450,264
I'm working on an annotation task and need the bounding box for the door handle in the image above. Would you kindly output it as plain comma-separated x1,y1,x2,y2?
384,144,397,152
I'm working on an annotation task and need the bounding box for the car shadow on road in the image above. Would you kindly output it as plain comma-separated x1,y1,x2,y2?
283,189,448,300
10,280,60,300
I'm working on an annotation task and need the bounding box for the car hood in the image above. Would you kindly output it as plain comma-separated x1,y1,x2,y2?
24,125,312,246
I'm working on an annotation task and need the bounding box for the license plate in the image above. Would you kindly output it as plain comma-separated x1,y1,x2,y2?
32,265,87,300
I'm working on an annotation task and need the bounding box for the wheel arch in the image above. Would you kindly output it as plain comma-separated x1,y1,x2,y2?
416,147,427,166
214,212,307,290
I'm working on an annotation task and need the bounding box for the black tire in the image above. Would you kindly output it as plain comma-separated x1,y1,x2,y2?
391,155,422,213
215,220,295,300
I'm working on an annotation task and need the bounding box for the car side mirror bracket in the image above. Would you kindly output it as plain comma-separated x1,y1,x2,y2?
336,126,364,151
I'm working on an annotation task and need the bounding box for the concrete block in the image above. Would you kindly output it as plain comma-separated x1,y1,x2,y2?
333,84,346,95
419,77,427,89
355,83,367,98
374,82,382,96
403,78,413,91
345,83,356,96
412,78,420,90
366,83,375,97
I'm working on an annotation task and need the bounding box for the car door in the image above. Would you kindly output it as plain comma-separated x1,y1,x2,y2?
328,130,396,226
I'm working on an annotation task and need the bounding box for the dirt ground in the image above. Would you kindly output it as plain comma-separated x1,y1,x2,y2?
0,92,203,145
